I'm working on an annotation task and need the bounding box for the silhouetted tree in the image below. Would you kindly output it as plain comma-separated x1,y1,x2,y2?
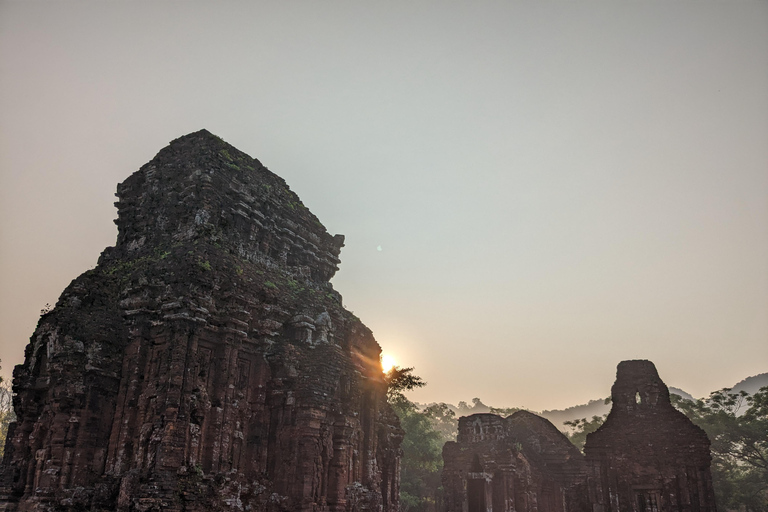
385,367,442,512
0,360,16,460
422,403,458,442
673,387,768,512
384,366,425,407
563,415,606,452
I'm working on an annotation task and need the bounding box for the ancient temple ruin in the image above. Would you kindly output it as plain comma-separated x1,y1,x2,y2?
442,411,588,512
0,130,402,512
583,360,717,512
442,360,717,512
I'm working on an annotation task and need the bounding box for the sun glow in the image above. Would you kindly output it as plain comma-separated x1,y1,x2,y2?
381,354,397,373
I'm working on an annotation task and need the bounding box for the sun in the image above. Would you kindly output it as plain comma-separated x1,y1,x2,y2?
381,354,397,373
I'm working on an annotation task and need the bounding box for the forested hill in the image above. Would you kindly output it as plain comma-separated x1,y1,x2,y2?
730,372,768,396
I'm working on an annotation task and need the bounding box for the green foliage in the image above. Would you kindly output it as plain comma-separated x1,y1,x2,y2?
0,361,16,460
285,277,304,294
673,387,768,511
384,366,425,408
102,257,141,276
564,415,606,452
385,367,442,512
395,402,444,512
422,403,458,443
198,259,212,272
264,280,278,289
285,198,306,212
101,247,175,280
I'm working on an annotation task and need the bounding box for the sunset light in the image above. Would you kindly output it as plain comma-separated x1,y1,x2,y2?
381,354,396,373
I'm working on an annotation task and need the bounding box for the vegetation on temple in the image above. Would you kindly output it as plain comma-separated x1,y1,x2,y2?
0,132,403,511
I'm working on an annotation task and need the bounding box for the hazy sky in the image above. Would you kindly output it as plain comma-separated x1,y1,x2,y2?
1,1,766,411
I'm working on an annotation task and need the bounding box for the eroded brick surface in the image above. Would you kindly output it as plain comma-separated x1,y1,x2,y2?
583,360,717,512
443,411,588,512
0,131,402,512
443,361,717,512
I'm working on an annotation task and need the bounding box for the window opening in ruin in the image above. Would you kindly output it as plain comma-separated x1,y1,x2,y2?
635,391,642,404
237,359,250,389
467,478,486,512
492,471,506,512
467,456,486,512
470,454,483,472
636,491,660,512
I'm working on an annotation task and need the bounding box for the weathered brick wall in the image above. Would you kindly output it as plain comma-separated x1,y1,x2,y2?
443,361,717,512
443,411,588,512
583,360,717,512
0,131,402,512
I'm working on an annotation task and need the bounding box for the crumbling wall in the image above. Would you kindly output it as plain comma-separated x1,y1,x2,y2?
0,130,402,512
583,360,717,512
443,361,718,512
442,412,587,512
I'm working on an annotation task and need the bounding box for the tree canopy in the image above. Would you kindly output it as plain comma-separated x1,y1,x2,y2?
0,361,16,460
672,387,768,511
384,366,442,512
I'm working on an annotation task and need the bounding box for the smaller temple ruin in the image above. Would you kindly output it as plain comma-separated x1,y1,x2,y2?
584,360,717,512
442,360,717,512
442,411,588,512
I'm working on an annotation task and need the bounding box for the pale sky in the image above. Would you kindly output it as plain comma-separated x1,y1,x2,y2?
1,1,766,411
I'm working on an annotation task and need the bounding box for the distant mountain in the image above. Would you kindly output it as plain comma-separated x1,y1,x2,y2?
730,373,768,396
669,387,695,401
538,387,695,430
539,399,609,430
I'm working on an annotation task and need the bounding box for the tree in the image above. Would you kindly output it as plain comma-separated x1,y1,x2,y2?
384,366,442,512
0,360,16,460
563,415,606,452
422,403,457,443
384,366,425,408
673,387,768,511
